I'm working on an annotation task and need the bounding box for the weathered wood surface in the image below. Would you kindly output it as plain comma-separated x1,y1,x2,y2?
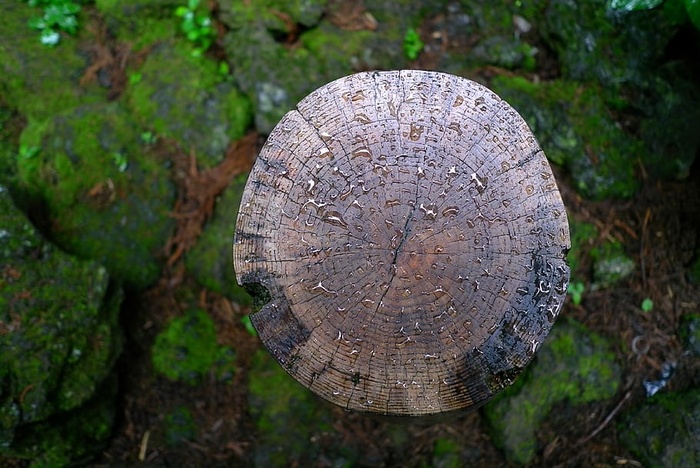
233,70,570,416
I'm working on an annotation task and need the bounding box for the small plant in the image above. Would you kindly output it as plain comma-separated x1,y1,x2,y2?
567,281,585,305
128,72,143,86
609,0,700,30
241,315,257,336
111,152,128,172
175,0,216,57
641,297,654,312
24,0,82,46
18,144,40,160
140,131,157,145
403,27,424,61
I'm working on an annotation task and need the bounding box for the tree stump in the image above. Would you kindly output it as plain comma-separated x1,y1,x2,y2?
233,70,570,417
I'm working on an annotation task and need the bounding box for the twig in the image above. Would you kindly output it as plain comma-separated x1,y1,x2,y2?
138,430,150,461
576,391,632,446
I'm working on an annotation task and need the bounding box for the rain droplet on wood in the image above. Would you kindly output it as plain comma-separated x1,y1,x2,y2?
233,70,570,417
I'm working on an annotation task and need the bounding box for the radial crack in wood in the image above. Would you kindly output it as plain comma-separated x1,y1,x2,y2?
233,70,571,417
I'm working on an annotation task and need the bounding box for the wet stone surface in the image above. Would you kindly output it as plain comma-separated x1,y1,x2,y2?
234,70,570,416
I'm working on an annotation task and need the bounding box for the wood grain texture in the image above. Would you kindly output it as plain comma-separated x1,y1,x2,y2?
233,70,570,416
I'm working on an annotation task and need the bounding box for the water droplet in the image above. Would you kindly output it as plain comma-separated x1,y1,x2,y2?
384,219,394,228
409,123,424,141
525,184,535,195
317,147,332,158
501,161,511,172
453,95,464,107
434,245,444,253
417,166,426,178
441,206,459,217
352,148,372,160
385,199,401,208
355,113,371,124
420,203,437,219
306,281,338,297
361,298,375,308
470,173,488,194
305,179,316,194
322,211,349,228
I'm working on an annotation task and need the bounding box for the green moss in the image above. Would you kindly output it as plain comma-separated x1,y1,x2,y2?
126,41,252,167
152,309,235,384
185,173,252,304
0,2,105,121
248,350,335,467
484,319,620,464
567,219,598,280
493,76,642,199
5,375,118,466
16,102,176,290
300,23,375,76
0,185,121,460
619,388,700,467
432,437,461,468
95,0,179,49
164,406,197,446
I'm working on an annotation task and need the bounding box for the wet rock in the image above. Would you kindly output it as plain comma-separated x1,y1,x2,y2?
591,240,635,289
126,42,252,168
151,309,236,384
541,0,675,86
484,319,620,464
680,313,700,357
540,0,700,180
0,185,121,462
185,173,251,304
16,102,176,290
619,388,700,467
222,1,433,134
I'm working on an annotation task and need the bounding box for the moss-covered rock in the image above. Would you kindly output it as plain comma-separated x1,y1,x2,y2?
152,308,236,384
185,173,251,304
618,388,700,467
16,102,176,290
591,239,635,289
95,0,180,50
0,1,105,122
248,349,336,467
493,76,642,199
484,319,620,464
125,41,252,168
221,0,418,134
0,184,121,462
540,0,700,180
541,0,675,86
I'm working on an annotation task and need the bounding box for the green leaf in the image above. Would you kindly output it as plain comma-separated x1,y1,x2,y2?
685,0,700,29
403,27,424,61
641,298,654,312
609,0,664,11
